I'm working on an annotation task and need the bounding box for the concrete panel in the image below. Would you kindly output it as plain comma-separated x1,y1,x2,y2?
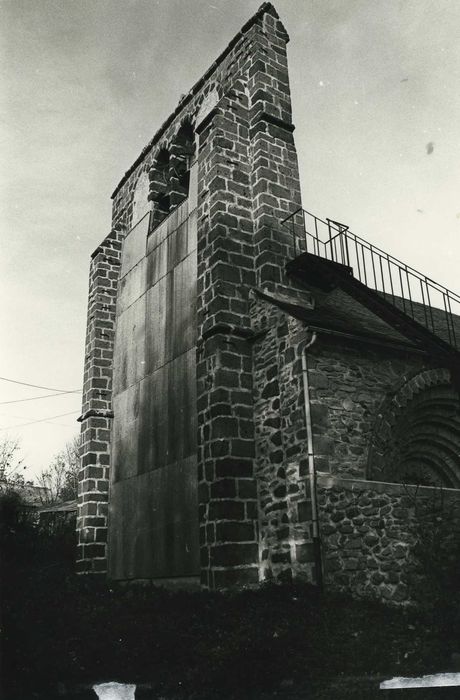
112,295,146,395
172,253,197,356
187,209,198,254
167,348,197,464
117,257,147,316
108,455,199,580
146,212,197,292
146,239,167,288
166,200,188,235
120,212,150,278
146,214,169,256
137,366,168,473
146,200,188,257
111,382,141,482
145,254,196,374
137,348,196,474
145,275,169,374
167,221,189,270
110,201,198,582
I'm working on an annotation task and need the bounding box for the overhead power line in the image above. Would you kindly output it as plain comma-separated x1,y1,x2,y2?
0,390,81,406
0,410,80,431
0,376,80,393
0,411,77,429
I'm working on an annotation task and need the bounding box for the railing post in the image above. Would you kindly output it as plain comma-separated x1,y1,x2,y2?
343,232,350,267
314,215,319,256
443,294,453,346
446,295,457,348
292,215,297,258
327,219,334,262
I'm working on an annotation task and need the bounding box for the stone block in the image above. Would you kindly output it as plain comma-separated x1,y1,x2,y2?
215,521,256,543
324,556,341,573
215,457,252,478
210,479,237,499
237,479,258,498
208,500,245,521
210,542,259,567
297,500,312,522
271,551,291,564
295,543,314,563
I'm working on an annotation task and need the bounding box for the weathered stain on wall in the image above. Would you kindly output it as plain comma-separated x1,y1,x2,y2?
109,191,199,581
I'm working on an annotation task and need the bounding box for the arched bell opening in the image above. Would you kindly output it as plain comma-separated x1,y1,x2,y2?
149,147,171,230
169,120,195,210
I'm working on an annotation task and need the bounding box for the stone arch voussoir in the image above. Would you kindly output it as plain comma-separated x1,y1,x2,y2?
367,367,460,487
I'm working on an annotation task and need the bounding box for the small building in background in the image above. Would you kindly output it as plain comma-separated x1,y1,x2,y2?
38,499,77,533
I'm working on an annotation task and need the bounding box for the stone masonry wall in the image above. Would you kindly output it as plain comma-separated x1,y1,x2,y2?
198,10,308,586
317,473,460,605
249,290,446,587
251,292,316,584
194,6,302,588
190,5,305,587
305,338,434,479
77,224,124,574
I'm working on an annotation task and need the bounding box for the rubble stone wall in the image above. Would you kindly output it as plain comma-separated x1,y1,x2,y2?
251,293,316,584
317,473,460,605
249,292,450,590
305,339,431,479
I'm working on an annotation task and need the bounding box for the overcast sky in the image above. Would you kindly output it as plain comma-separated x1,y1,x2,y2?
1,0,459,481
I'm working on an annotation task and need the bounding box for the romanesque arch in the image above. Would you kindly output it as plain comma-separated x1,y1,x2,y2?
367,368,460,488
169,118,195,209
146,117,196,231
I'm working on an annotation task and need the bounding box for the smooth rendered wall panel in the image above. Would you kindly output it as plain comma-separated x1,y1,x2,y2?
109,198,199,580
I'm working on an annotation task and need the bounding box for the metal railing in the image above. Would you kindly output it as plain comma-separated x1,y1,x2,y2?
282,208,460,350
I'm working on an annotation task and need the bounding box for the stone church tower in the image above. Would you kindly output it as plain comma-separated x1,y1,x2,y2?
78,3,460,602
